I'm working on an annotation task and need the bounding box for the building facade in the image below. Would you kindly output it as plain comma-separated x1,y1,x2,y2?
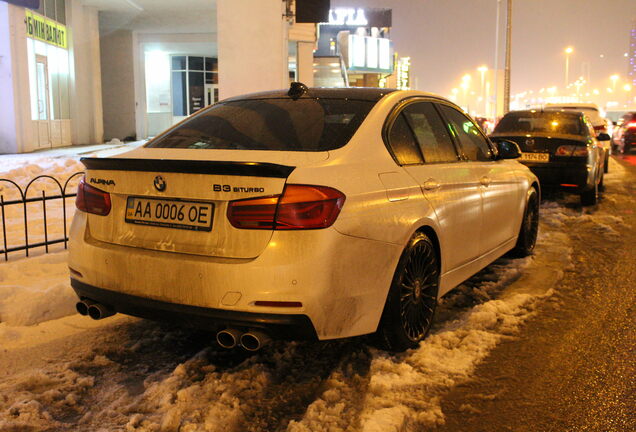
1,0,320,154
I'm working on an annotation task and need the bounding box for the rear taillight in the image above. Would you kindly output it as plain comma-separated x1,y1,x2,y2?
76,178,111,216
555,145,588,157
593,125,606,132
627,121,636,130
227,184,345,230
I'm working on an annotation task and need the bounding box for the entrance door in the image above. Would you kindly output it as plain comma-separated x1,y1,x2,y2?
35,55,51,148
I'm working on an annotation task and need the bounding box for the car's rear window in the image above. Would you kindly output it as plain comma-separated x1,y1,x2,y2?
494,112,585,136
146,98,376,151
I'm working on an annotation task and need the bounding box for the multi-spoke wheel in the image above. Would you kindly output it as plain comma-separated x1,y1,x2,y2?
510,187,540,257
377,232,439,352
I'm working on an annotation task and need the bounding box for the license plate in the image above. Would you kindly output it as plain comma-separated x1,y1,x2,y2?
520,152,550,162
125,197,214,231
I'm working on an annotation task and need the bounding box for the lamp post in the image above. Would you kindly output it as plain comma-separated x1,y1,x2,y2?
564,47,573,88
461,74,471,111
478,65,488,116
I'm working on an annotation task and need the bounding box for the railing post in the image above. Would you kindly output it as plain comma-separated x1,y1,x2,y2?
1,195,7,262
42,190,49,253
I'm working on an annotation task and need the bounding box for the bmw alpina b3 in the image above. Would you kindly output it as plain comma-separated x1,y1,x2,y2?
69,84,539,351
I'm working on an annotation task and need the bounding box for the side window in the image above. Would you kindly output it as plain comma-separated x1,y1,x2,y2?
437,104,494,162
387,113,424,165
402,102,459,163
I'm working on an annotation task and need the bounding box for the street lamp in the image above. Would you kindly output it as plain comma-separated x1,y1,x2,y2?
477,65,488,116
564,46,573,88
610,74,619,92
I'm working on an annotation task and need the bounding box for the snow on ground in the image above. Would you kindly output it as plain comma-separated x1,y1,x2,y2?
0,157,630,431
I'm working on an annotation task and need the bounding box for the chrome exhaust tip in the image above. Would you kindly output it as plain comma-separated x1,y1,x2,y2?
240,330,271,352
76,299,95,316
216,328,243,349
87,303,116,320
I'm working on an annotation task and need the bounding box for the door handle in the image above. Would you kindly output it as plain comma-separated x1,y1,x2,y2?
423,179,441,191
480,176,491,187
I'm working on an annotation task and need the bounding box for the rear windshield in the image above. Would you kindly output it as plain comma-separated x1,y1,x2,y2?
494,112,585,136
146,98,376,151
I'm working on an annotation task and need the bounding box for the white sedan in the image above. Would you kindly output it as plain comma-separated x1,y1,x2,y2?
69,84,539,352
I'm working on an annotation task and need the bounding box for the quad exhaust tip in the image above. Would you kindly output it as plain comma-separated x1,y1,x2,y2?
216,328,243,349
216,328,272,351
76,299,115,320
240,330,271,352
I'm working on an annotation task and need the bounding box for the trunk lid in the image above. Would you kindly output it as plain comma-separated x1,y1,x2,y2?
81,149,328,258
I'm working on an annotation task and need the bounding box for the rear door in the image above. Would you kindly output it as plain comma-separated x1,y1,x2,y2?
386,99,482,271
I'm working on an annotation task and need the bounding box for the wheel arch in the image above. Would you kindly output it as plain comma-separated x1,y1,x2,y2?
414,225,442,275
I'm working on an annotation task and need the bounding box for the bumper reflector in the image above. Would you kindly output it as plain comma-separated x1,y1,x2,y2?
560,184,578,187
254,301,303,308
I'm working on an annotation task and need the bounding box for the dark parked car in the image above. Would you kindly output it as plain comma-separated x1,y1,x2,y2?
490,109,607,206
611,112,636,154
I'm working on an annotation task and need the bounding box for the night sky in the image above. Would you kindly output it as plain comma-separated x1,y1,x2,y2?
332,0,635,97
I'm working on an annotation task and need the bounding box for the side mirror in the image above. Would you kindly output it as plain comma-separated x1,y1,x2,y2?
492,138,522,159
597,133,611,141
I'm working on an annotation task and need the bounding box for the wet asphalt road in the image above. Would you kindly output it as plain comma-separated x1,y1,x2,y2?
435,156,636,432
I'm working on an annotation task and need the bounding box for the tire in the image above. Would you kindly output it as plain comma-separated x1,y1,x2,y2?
580,181,598,206
599,171,605,192
376,232,439,352
510,187,539,258
604,152,609,174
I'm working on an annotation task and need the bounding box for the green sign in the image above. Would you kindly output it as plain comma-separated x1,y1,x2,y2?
25,10,67,49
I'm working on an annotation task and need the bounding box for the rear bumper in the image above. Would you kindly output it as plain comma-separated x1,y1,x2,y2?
68,212,402,341
71,279,318,340
522,162,593,192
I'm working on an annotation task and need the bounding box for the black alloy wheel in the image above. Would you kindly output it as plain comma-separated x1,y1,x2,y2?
376,232,439,352
510,187,539,257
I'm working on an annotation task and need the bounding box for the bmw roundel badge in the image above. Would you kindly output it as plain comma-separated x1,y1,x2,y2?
154,175,166,192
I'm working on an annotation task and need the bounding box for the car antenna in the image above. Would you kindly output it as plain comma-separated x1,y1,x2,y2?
288,82,308,100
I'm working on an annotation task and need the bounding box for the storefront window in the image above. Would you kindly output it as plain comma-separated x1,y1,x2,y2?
33,0,65,24
170,55,218,118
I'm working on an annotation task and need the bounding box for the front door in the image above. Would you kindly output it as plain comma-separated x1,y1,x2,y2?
35,55,51,148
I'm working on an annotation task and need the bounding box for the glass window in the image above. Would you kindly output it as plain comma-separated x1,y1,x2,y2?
438,104,493,162
188,56,204,71
45,0,56,20
205,57,217,72
172,71,187,116
387,113,424,165
188,71,204,114
172,56,186,70
402,102,458,163
55,0,65,24
148,98,376,152
494,111,585,136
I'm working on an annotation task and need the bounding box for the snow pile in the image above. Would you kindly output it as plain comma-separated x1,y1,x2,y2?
0,252,76,327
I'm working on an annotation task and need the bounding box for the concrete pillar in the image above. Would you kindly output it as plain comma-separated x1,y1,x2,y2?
100,29,136,141
297,41,314,87
68,2,103,145
217,0,288,100
0,3,19,154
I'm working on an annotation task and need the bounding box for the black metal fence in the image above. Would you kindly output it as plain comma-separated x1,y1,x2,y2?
0,172,84,261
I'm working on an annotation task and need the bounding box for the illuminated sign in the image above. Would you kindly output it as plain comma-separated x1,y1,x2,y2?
25,10,67,49
347,34,393,73
323,8,392,28
327,8,368,26
397,57,411,90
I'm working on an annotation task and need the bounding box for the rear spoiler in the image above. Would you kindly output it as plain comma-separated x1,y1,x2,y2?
80,158,295,178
